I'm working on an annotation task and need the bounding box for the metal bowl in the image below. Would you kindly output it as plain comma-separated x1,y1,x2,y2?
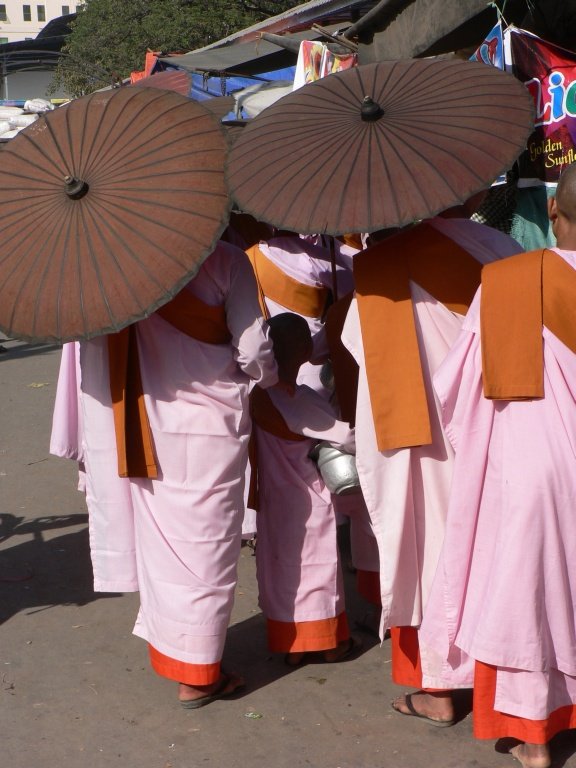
309,442,360,496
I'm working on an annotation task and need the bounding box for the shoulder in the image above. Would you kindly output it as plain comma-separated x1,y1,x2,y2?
431,217,523,259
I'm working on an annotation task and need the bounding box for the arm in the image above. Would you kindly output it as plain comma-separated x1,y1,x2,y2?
269,386,355,451
226,251,278,387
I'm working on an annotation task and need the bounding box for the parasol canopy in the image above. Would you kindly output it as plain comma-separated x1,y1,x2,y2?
227,59,534,235
0,86,231,343
132,68,194,97
132,70,235,119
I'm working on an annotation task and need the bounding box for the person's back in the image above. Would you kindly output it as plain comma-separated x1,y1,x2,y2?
247,235,354,395
341,205,523,725
419,169,576,767
135,240,277,434
76,239,279,708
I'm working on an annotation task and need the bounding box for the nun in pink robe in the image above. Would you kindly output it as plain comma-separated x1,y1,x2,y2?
419,247,576,749
53,241,278,699
340,216,522,663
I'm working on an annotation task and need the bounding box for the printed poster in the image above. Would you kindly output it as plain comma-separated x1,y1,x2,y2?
508,28,576,186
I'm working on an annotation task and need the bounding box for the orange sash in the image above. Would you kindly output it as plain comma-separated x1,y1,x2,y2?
108,288,230,479
246,245,330,319
324,291,358,426
249,386,306,442
338,233,363,250
354,223,482,451
481,248,576,399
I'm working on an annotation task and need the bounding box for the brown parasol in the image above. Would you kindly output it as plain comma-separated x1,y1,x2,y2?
227,59,534,235
0,86,231,343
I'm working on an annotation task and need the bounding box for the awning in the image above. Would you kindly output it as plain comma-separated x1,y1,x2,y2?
159,26,347,77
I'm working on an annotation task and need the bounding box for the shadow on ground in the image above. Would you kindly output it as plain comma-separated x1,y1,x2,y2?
220,524,381,698
0,512,119,624
0,341,61,361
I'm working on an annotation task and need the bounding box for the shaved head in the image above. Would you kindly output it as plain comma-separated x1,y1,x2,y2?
267,313,313,383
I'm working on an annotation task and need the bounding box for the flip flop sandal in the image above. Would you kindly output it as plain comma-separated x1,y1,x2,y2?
324,636,362,663
391,693,455,727
179,673,244,710
285,636,362,667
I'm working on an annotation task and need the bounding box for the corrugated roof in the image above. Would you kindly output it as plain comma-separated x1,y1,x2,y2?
159,0,378,76
161,25,345,76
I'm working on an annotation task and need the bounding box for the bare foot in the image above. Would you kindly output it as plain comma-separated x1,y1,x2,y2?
285,651,306,667
285,637,360,667
178,672,244,707
510,743,551,768
391,690,455,725
324,637,360,662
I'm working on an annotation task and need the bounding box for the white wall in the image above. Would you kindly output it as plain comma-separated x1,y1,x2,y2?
0,1,82,43
0,67,70,98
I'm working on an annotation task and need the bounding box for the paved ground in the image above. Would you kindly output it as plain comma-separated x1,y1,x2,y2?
1,335,575,768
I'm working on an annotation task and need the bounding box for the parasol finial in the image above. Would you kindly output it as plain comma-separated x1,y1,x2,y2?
64,175,89,200
361,96,384,122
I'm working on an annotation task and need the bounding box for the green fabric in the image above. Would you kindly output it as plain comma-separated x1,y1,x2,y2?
510,186,557,250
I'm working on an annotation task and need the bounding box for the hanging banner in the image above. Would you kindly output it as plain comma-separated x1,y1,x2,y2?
470,21,504,69
293,40,357,91
508,28,576,186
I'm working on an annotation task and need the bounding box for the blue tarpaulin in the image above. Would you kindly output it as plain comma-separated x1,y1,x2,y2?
153,62,295,119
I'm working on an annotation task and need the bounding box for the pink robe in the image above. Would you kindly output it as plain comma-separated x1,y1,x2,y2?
58,242,278,674
50,342,83,462
341,219,522,645
254,385,354,632
257,236,354,390
50,341,86,493
419,247,576,718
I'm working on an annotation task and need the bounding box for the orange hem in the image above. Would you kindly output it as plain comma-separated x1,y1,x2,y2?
389,626,445,692
356,569,381,606
148,644,220,686
473,661,576,744
390,626,423,688
267,612,350,653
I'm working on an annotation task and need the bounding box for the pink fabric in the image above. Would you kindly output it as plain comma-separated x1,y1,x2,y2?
76,242,277,666
419,247,576,717
50,341,83,462
341,219,522,645
254,385,353,624
300,234,359,274
50,341,87,493
258,236,354,392
333,492,380,573
79,337,139,593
